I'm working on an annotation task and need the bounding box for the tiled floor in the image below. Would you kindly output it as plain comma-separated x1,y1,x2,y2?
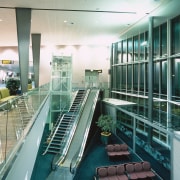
0,107,19,163
0,95,35,164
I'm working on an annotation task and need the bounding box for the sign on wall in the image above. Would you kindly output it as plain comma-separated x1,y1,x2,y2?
1,60,14,64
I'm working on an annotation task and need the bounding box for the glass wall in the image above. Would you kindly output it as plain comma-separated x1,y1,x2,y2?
172,58,180,98
110,13,180,180
171,15,180,55
116,108,170,180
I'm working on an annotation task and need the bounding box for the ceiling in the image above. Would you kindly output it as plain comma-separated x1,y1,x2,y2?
0,0,179,46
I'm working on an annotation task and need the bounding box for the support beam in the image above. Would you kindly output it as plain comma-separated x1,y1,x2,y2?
16,8,31,93
147,16,154,144
32,34,41,88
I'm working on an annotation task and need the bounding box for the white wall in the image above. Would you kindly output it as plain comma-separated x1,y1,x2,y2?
0,45,110,89
40,45,111,88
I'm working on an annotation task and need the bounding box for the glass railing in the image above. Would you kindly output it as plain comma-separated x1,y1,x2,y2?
0,83,50,177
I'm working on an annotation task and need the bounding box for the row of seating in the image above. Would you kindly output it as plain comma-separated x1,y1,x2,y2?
0,88,17,109
0,88,16,102
95,161,156,180
106,143,130,159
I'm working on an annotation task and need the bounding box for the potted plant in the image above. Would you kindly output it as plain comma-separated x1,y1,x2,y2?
96,114,114,144
6,78,20,95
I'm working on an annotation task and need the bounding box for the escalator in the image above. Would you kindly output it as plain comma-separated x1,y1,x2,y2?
43,89,87,155
47,88,100,180
43,114,77,154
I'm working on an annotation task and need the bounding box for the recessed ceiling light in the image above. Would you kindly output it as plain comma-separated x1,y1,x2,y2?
64,20,74,25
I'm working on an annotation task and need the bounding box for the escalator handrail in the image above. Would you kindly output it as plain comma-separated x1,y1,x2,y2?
56,89,91,165
70,89,100,174
42,105,68,155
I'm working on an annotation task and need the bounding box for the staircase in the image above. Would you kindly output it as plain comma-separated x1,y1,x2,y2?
17,96,34,129
69,89,86,113
43,89,87,155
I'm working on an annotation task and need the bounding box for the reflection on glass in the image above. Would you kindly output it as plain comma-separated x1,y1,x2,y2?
145,31,148,60
122,65,126,91
127,65,132,92
171,15,180,55
153,62,160,94
161,23,167,57
153,26,160,58
116,66,121,90
128,37,133,62
122,40,127,63
162,61,167,95
171,103,180,130
134,35,139,61
133,64,138,92
139,64,145,92
172,58,180,98
0,84,49,167
118,41,122,63
140,33,145,60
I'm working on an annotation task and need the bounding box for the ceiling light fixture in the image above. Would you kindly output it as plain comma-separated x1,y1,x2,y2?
64,20,74,25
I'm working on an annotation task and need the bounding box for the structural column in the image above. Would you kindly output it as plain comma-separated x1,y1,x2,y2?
147,16,154,144
32,34,41,88
16,8,31,93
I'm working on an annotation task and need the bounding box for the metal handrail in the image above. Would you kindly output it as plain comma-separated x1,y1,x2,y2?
0,83,50,178
53,89,90,166
70,89,100,174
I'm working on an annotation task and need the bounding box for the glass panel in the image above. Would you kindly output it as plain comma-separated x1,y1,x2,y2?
153,101,167,127
172,58,180,99
139,33,145,60
171,103,180,130
134,35,139,61
153,62,160,95
122,40,127,63
161,23,167,57
138,97,147,117
111,43,115,64
127,65,132,92
161,61,167,95
135,122,170,179
133,64,138,92
116,66,121,90
118,41,122,63
117,111,133,138
145,63,148,95
111,66,116,90
128,37,133,62
116,110,171,180
171,15,180,55
121,65,126,91
139,63,145,93
0,84,49,168
52,78,61,91
145,31,148,60
154,26,160,58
